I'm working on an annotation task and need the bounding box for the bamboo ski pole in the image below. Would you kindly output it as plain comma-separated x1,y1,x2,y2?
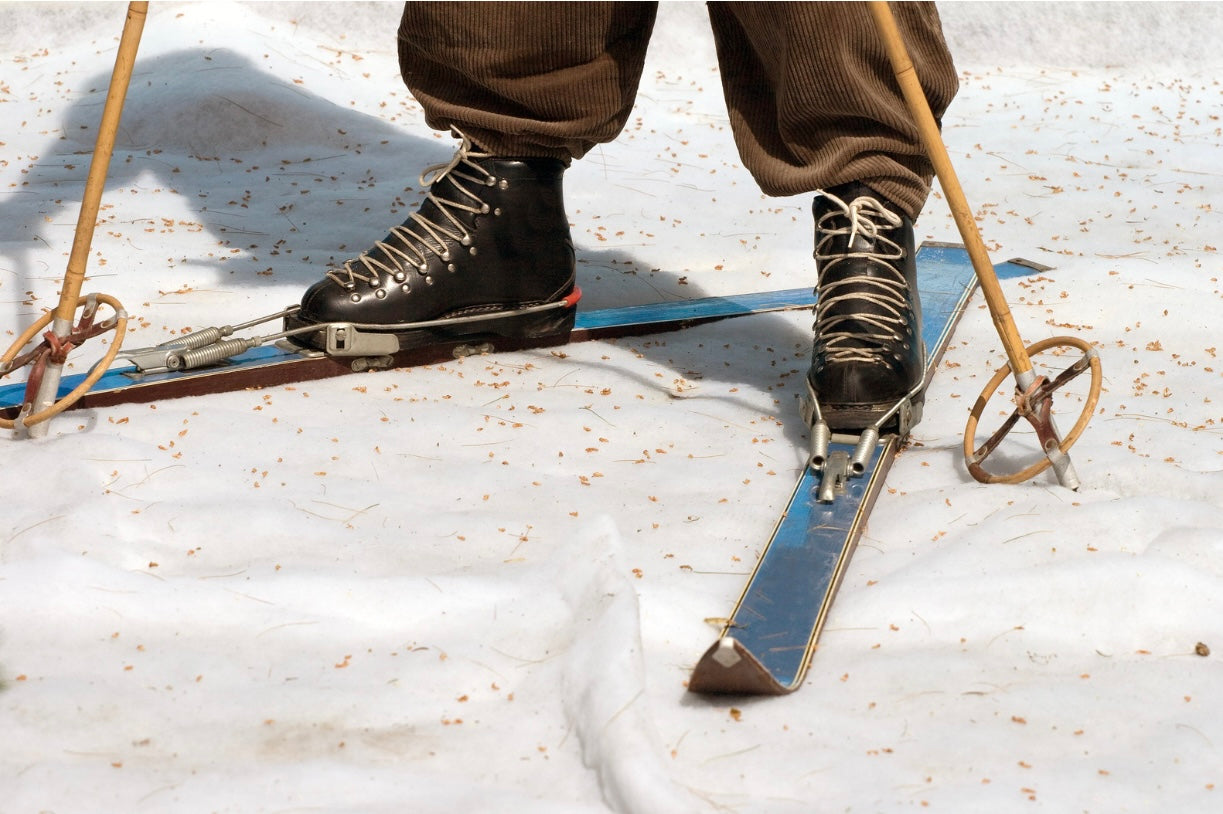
866,1,1096,489
21,1,147,437
866,1,1032,379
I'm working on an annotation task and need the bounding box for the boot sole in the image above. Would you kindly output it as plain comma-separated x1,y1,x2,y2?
283,296,577,354
819,390,926,434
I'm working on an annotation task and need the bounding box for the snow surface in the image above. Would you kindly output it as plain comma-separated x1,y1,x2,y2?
2,2,1222,811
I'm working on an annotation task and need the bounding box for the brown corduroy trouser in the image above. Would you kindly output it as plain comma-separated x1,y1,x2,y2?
396,2,958,220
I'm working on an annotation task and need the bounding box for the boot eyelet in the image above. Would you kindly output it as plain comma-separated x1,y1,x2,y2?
498,179,509,190
460,235,473,247
440,250,451,262
468,246,478,256
493,207,502,217
374,289,387,300
349,293,362,303
447,263,457,273
425,276,435,286
480,204,491,215
401,284,411,293
484,176,497,187
393,271,407,282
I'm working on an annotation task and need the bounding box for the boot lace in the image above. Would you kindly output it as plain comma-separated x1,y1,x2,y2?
812,190,909,366
325,127,497,289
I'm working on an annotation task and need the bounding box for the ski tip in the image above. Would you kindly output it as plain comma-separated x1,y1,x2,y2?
687,636,793,696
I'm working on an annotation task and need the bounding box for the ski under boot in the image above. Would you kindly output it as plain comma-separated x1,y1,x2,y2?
803,181,924,435
287,129,577,352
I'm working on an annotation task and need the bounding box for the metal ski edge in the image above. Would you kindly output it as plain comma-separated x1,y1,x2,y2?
686,251,1036,696
0,285,819,420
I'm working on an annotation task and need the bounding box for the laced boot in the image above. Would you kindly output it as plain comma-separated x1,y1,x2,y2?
288,129,577,351
804,181,924,433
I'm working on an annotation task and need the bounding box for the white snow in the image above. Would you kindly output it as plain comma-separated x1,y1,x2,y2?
2,2,1221,811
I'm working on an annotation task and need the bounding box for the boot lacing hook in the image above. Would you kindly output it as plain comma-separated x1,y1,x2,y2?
326,127,497,290
812,190,909,367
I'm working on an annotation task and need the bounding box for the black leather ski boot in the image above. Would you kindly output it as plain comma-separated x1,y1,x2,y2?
288,130,577,351
804,182,924,433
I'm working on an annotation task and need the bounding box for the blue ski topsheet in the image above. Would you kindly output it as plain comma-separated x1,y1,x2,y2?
574,288,815,331
710,247,1037,691
0,286,819,411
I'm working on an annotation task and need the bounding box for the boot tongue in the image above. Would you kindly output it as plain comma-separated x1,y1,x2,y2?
826,180,889,209
813,186,912,361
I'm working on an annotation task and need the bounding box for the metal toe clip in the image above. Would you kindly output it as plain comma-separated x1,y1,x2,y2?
323,323,400,357
801,379,919,505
